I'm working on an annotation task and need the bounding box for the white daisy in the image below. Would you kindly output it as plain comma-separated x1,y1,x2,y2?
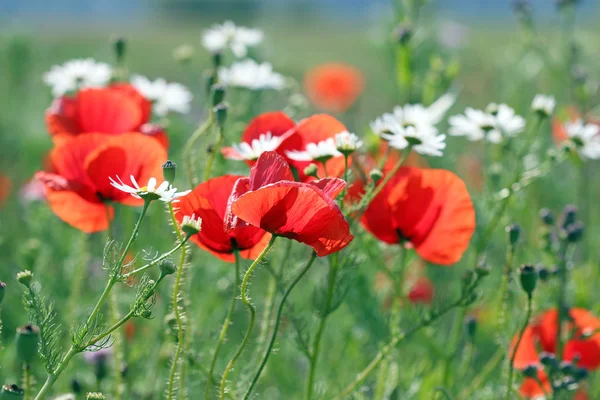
109,176,190,203
392,93,456,128
381,125,447,157
494,104,526,138
131,75,192,116
181,214,203,235
228,132,284,161
201,21,263,58
531,94,556,116
565,120,600,159
448,108,495,142
286,138,342,162
43,58,112,97
218,60,285,91
335,131,363,154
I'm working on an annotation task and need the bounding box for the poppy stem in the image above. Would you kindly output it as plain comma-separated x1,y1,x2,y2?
244,251,318,399
205,250,241,399
183,112,215,187
496,242,517,333
505,293,533,400
220,236,278,400
204,124,225,181
555,241,571,372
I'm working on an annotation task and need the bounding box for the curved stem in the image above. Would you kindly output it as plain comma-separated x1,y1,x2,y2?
220,237,277,400
206,250,241,399
123,239,189,278
183,113,215,187
244,252,317,399
506,294,533,400
204,125,225,181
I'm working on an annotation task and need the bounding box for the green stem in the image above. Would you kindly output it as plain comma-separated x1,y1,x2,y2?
24,364,31,400
110,292,124,400
34,347,77,400
496,245,516,333
220,237,278,400
556,242,570,366
305,253,339,400
184,113,215,187
506,294,533,400
244,252,318,399
167,215,189,400
457,349,504,400
206,250,241,399
204,125,225,181
123,239,189,278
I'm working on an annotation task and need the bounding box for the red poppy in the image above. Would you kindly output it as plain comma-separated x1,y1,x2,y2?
349,167,475,265
35,133,167,233
46,84,168,147
304,63,365,113
408,276,434,304
225,151,353,256
511,308,600,398
278,114,348,181
221,111,295,164
0,174,12,207
176,175,271,262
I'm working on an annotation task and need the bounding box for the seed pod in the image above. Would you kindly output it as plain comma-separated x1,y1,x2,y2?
162,160,177,183
15,325,39,364
1,384,25,399
519,265,537,296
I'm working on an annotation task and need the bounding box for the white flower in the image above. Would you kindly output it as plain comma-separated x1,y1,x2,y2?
335,131,363,154
392,93,456,128
286,138,342,162
53,395,75,400
181,214,202,235
495,104,526,138
228,132,284,161
109,176,190,203
131,75,192,116
201,21,263,58
531,94,556,116
43,58,112,97
565,120,600,159
218,60,285,91
381,125,446,157
448,108,494,141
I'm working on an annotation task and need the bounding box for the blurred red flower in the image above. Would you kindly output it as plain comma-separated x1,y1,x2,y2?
0,174,12,207
349,167,475,265
304,63,365,113
46,84,169,147
176,175,272,262
35,133,166,233
511,308,600,398
407,276,434,304
225,151,353,256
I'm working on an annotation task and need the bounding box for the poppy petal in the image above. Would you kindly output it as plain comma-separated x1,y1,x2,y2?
45,189,112,233
46,96,80,138
510,325,541,370
242,111,295,144
249,151,294,190
231,181,353,256
309,178,346,200
75,88,144,134
224,177,251,232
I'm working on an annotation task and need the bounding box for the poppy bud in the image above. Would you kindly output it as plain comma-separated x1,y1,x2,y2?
560,205,577,229
539,208,555,225
16,324,39,364
111,36,126,63
1,384,24,399
560,361,575,376
213,103,228,128
369,169,383,183
0,282,5,305
72,379,83,394
540,352,557,369
522,364,537,378
211,84,226,106
506,224,521,246
16,270,33,288
465,316,477,341
173,44,194,64
538,266,550,282
565,221,584,243
162,160,177,183
159,259,177,277
303,164,319,178
392,24,412,45
574,367,588,381
212,52,223,69
519,264,537,296
204,72,217,95
86,393,106,400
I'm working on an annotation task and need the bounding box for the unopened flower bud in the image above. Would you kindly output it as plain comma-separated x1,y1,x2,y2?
560,205,577,229
539,208,555,225
213,103,228,128
538,266,550,282
485,102,499,116
140,310,152,319
16,270,33,288
506,224,521,246
392,23,412,46
204,72,217,95
212,52,223,69
540,352,557,369
560,361,575,376
574,367,588,381
16,324,39,364
566,221,584,243
465,316,477,341
162,160,176,183
159,259,177,276
173,44,194,64
522,364,538,378
519,264,537,296
86,393,106,400
1,384,24,399
303,164,319,178
0,282,5,305
369,169,383,183
211,84,226,106
111,36,126,63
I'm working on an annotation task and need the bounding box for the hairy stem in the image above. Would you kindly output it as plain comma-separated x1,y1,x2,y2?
506,294,533,400
204,125,225,181
184,113,215,187
220,237,277,399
